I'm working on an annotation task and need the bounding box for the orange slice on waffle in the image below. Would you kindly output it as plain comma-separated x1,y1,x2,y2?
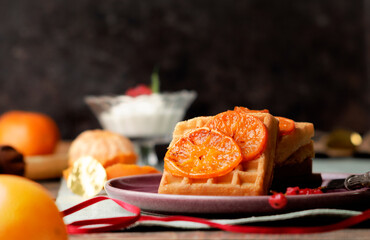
234,106,295,137
164,127,242,179
206,110,267,161
275,116,295,136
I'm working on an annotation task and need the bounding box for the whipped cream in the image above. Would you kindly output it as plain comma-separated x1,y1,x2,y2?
93,92,196,139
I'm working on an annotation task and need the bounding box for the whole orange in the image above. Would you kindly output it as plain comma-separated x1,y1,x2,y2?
0,174,68,239
0,111,60,156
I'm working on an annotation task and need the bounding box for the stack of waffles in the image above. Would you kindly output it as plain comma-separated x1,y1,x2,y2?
158,113,279,196
158,110,318,196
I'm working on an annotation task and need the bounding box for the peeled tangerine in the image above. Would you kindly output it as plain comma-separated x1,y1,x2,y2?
68,129,137,168
0,175,68,240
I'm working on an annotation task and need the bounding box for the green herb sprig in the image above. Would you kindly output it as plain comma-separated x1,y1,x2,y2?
151,67,160,93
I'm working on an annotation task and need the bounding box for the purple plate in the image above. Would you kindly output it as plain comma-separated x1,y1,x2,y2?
105,173,369,216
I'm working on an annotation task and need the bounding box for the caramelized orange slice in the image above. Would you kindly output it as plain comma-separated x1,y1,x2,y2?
235,107,295,136
275,116,295,136
206,110,267,161
164,127,242,179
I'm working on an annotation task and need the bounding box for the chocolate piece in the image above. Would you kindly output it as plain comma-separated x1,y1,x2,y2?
0,145,25,176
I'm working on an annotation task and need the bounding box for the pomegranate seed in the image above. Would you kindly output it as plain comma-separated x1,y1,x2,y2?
269,193,287,209
285,186,300,195
283,186,324,196
299,188,311,195
312,189,323,194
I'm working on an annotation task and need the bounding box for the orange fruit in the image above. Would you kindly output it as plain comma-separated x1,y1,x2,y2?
206,110,267,161
68,129,137,168
164,127,242,178
105,164,160,180
0,111,60,156
0,174,68,239
275,116,295,136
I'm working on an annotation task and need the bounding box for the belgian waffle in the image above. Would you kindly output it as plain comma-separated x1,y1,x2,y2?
158,113,279,196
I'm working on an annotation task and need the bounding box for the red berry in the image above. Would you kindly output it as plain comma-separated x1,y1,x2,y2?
268,193,287,209
125,84,152,97
299,188,310,195
285,186,300,195
312,188,323,194
284,186,324,196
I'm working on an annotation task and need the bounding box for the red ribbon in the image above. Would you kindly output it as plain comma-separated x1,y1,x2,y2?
61,196,370,234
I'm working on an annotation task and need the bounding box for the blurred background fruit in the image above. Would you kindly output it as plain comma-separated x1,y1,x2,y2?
0,111,60,156
0,174,68,239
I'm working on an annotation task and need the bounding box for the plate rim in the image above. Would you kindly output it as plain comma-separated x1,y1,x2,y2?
104,172,369,215
104,172,366,200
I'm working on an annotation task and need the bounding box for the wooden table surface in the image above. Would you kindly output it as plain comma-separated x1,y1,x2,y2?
65,229,369,240
39,178,370,240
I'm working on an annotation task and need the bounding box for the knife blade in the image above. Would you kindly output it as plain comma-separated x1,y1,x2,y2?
323,172,370,192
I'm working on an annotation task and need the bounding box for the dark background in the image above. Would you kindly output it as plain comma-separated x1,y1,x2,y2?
0,0,369,139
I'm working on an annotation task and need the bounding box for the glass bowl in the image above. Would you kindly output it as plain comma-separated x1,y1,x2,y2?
85,90,197,166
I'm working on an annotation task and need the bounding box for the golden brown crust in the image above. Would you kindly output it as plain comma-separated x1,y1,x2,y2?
68,129,137,168
158,113,278,196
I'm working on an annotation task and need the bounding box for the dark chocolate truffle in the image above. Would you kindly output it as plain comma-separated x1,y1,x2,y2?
0,145,25,176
